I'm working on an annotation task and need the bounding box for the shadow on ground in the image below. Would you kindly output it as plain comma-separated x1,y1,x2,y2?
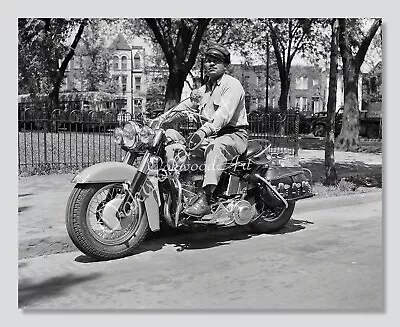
301,158,382,187
18,272,102,308
18,206,31,213
74,218,313,263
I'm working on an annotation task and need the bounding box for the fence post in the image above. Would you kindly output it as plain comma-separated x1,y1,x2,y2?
294,109,300,157
43,106,48,165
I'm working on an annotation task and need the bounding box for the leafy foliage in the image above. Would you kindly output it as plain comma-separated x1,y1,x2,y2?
74,19,119,93
18,18,86,95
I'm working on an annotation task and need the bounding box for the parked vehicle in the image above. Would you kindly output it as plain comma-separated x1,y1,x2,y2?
311,107,382,139
65,102,314,260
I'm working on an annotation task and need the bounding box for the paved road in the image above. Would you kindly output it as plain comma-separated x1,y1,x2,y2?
18,192,382,310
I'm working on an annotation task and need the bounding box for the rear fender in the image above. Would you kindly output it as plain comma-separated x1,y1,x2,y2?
72,162,160,232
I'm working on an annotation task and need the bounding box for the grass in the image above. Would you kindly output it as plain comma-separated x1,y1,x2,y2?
300,157,382,198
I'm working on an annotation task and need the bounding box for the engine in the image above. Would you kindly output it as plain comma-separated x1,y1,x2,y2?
212,199,253,226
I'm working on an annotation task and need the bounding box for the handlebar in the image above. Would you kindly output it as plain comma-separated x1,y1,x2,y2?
150,101,212,130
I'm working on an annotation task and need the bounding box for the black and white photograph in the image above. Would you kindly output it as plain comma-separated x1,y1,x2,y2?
13,10,390,318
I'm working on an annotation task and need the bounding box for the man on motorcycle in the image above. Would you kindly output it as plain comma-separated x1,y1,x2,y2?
157,44,249,218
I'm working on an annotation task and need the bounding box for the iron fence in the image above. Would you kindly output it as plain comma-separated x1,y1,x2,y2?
18,107,299,175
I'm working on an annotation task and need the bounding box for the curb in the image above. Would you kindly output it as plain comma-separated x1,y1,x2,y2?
18,191,382,260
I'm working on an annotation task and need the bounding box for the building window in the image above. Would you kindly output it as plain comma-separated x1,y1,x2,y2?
295,96,308,111
122,75,127,94
312,96,320,113
121,56,127,70
256,75,261,87
114,75,120,90
135,77,141,91
113,56,119,70
134,98,143,111
295,76,308,90
134,53,141,69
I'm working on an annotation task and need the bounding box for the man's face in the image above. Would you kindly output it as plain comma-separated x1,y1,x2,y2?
204,55,226,81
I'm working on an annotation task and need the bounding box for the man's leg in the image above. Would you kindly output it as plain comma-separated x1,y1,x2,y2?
184,131,248,217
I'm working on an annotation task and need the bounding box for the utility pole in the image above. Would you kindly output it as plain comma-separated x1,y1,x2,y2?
131,50,134,116
266,35,270,112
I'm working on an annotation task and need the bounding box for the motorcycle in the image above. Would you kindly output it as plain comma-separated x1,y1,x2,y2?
65,103,314,260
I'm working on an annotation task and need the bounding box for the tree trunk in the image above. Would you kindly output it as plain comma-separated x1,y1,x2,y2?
164,68,188,110
48,19,87,112
336,18,382,151
336,63,360,151
324,19,339,186
144,18,211,113
278,74,290,112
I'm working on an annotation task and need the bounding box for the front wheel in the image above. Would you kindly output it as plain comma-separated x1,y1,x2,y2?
248,202,295,234
65,183,149,260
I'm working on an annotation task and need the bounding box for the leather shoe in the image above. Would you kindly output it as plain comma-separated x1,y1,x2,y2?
183,193,211,217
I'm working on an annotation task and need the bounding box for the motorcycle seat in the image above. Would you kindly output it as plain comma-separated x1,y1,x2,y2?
239,140,264,160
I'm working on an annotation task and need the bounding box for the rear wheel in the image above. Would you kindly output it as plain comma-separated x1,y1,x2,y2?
248,201,295,234
65,183,149,260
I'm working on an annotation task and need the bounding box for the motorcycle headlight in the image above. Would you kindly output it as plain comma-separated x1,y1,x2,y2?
113,127,124,145
139,125,155,144
123,121,140,148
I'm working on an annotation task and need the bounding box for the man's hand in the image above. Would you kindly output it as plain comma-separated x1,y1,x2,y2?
190,89,203,105
187,129,206,151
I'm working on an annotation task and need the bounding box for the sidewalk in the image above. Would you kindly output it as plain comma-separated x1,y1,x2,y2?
18,149,383,259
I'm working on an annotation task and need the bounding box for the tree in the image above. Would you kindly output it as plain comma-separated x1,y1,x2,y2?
18,18,88,111
324,19,339,185
336,18,382,151
75,19,119,93
144,18,211,111
266,18,320,112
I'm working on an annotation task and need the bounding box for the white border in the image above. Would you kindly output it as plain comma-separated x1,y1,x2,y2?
4,0,398,325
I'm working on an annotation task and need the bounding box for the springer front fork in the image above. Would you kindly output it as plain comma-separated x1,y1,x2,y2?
117,151,152,217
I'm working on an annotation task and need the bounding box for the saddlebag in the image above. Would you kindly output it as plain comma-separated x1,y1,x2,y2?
264,166,313,201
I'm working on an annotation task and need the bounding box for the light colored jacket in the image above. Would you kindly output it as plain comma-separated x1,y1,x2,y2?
197,74,248,136
160,73,248,136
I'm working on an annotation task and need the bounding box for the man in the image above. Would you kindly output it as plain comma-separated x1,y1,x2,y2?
158,43,249,218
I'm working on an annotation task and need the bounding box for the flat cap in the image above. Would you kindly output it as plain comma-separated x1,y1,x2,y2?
205,44,231,64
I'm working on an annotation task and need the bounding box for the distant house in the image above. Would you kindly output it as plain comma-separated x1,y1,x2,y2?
228,64,327,114
62,34,147,115
362,61,382,116
227,63,363,114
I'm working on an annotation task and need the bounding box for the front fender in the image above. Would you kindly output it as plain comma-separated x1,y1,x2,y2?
72,162,160,232
72,161,137,184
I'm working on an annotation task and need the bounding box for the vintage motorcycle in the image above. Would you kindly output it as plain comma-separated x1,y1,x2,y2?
65,104,314,260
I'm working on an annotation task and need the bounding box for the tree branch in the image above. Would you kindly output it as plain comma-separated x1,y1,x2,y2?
355,18,382,70
338,18,351,67
58,19,87,83
268,21,286,54
186,19,211,70
145,18,174,66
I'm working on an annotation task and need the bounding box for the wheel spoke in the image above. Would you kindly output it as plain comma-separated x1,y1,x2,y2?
85,184,140,245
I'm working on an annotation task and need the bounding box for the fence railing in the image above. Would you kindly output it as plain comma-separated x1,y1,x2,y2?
18,108,299,175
